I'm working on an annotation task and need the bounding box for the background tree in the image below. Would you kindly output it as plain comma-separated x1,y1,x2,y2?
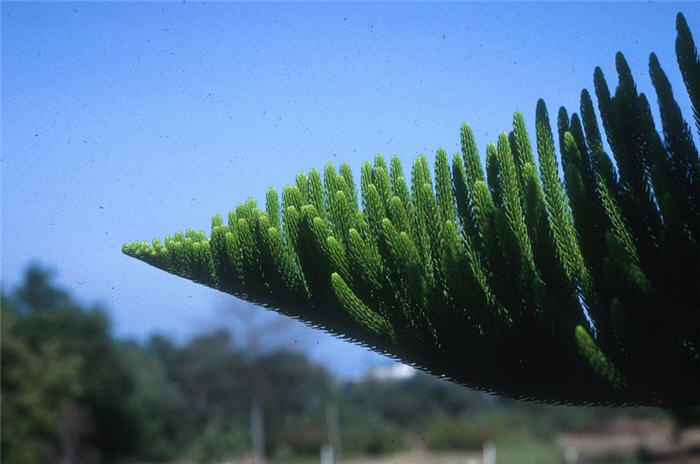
1,265,137,463
120,339,190,461
2,298,82,463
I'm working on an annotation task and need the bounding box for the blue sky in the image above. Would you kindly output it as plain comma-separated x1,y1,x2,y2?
2,2,697,378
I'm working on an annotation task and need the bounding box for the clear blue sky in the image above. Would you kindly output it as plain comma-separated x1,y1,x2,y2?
2,2,697,378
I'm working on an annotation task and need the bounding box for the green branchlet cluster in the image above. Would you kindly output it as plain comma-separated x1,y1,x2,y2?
124,14,699,408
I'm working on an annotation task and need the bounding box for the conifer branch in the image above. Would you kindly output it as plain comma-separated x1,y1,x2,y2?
125,14,700,408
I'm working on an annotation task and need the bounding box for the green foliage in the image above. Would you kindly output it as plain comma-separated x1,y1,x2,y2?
425,415,492,451
131,331,337,462
125,14,700,408
1,265,337,463
120,341,190,461
1,266,137,463
1,303,82,463
343,372,478,432
188,421,249,464
338,413,405,456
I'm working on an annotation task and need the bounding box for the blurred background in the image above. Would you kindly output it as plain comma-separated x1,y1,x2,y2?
1,264,690,464
2,2,698,463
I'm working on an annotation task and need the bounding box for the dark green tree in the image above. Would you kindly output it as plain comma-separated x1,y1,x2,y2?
1,297,82,464
255,350,334,457
120,340,190,461
124,14,699,409
1,265,137,463
142,329,334,461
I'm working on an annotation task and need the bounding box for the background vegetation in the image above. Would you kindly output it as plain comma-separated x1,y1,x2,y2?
2,264,668,464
